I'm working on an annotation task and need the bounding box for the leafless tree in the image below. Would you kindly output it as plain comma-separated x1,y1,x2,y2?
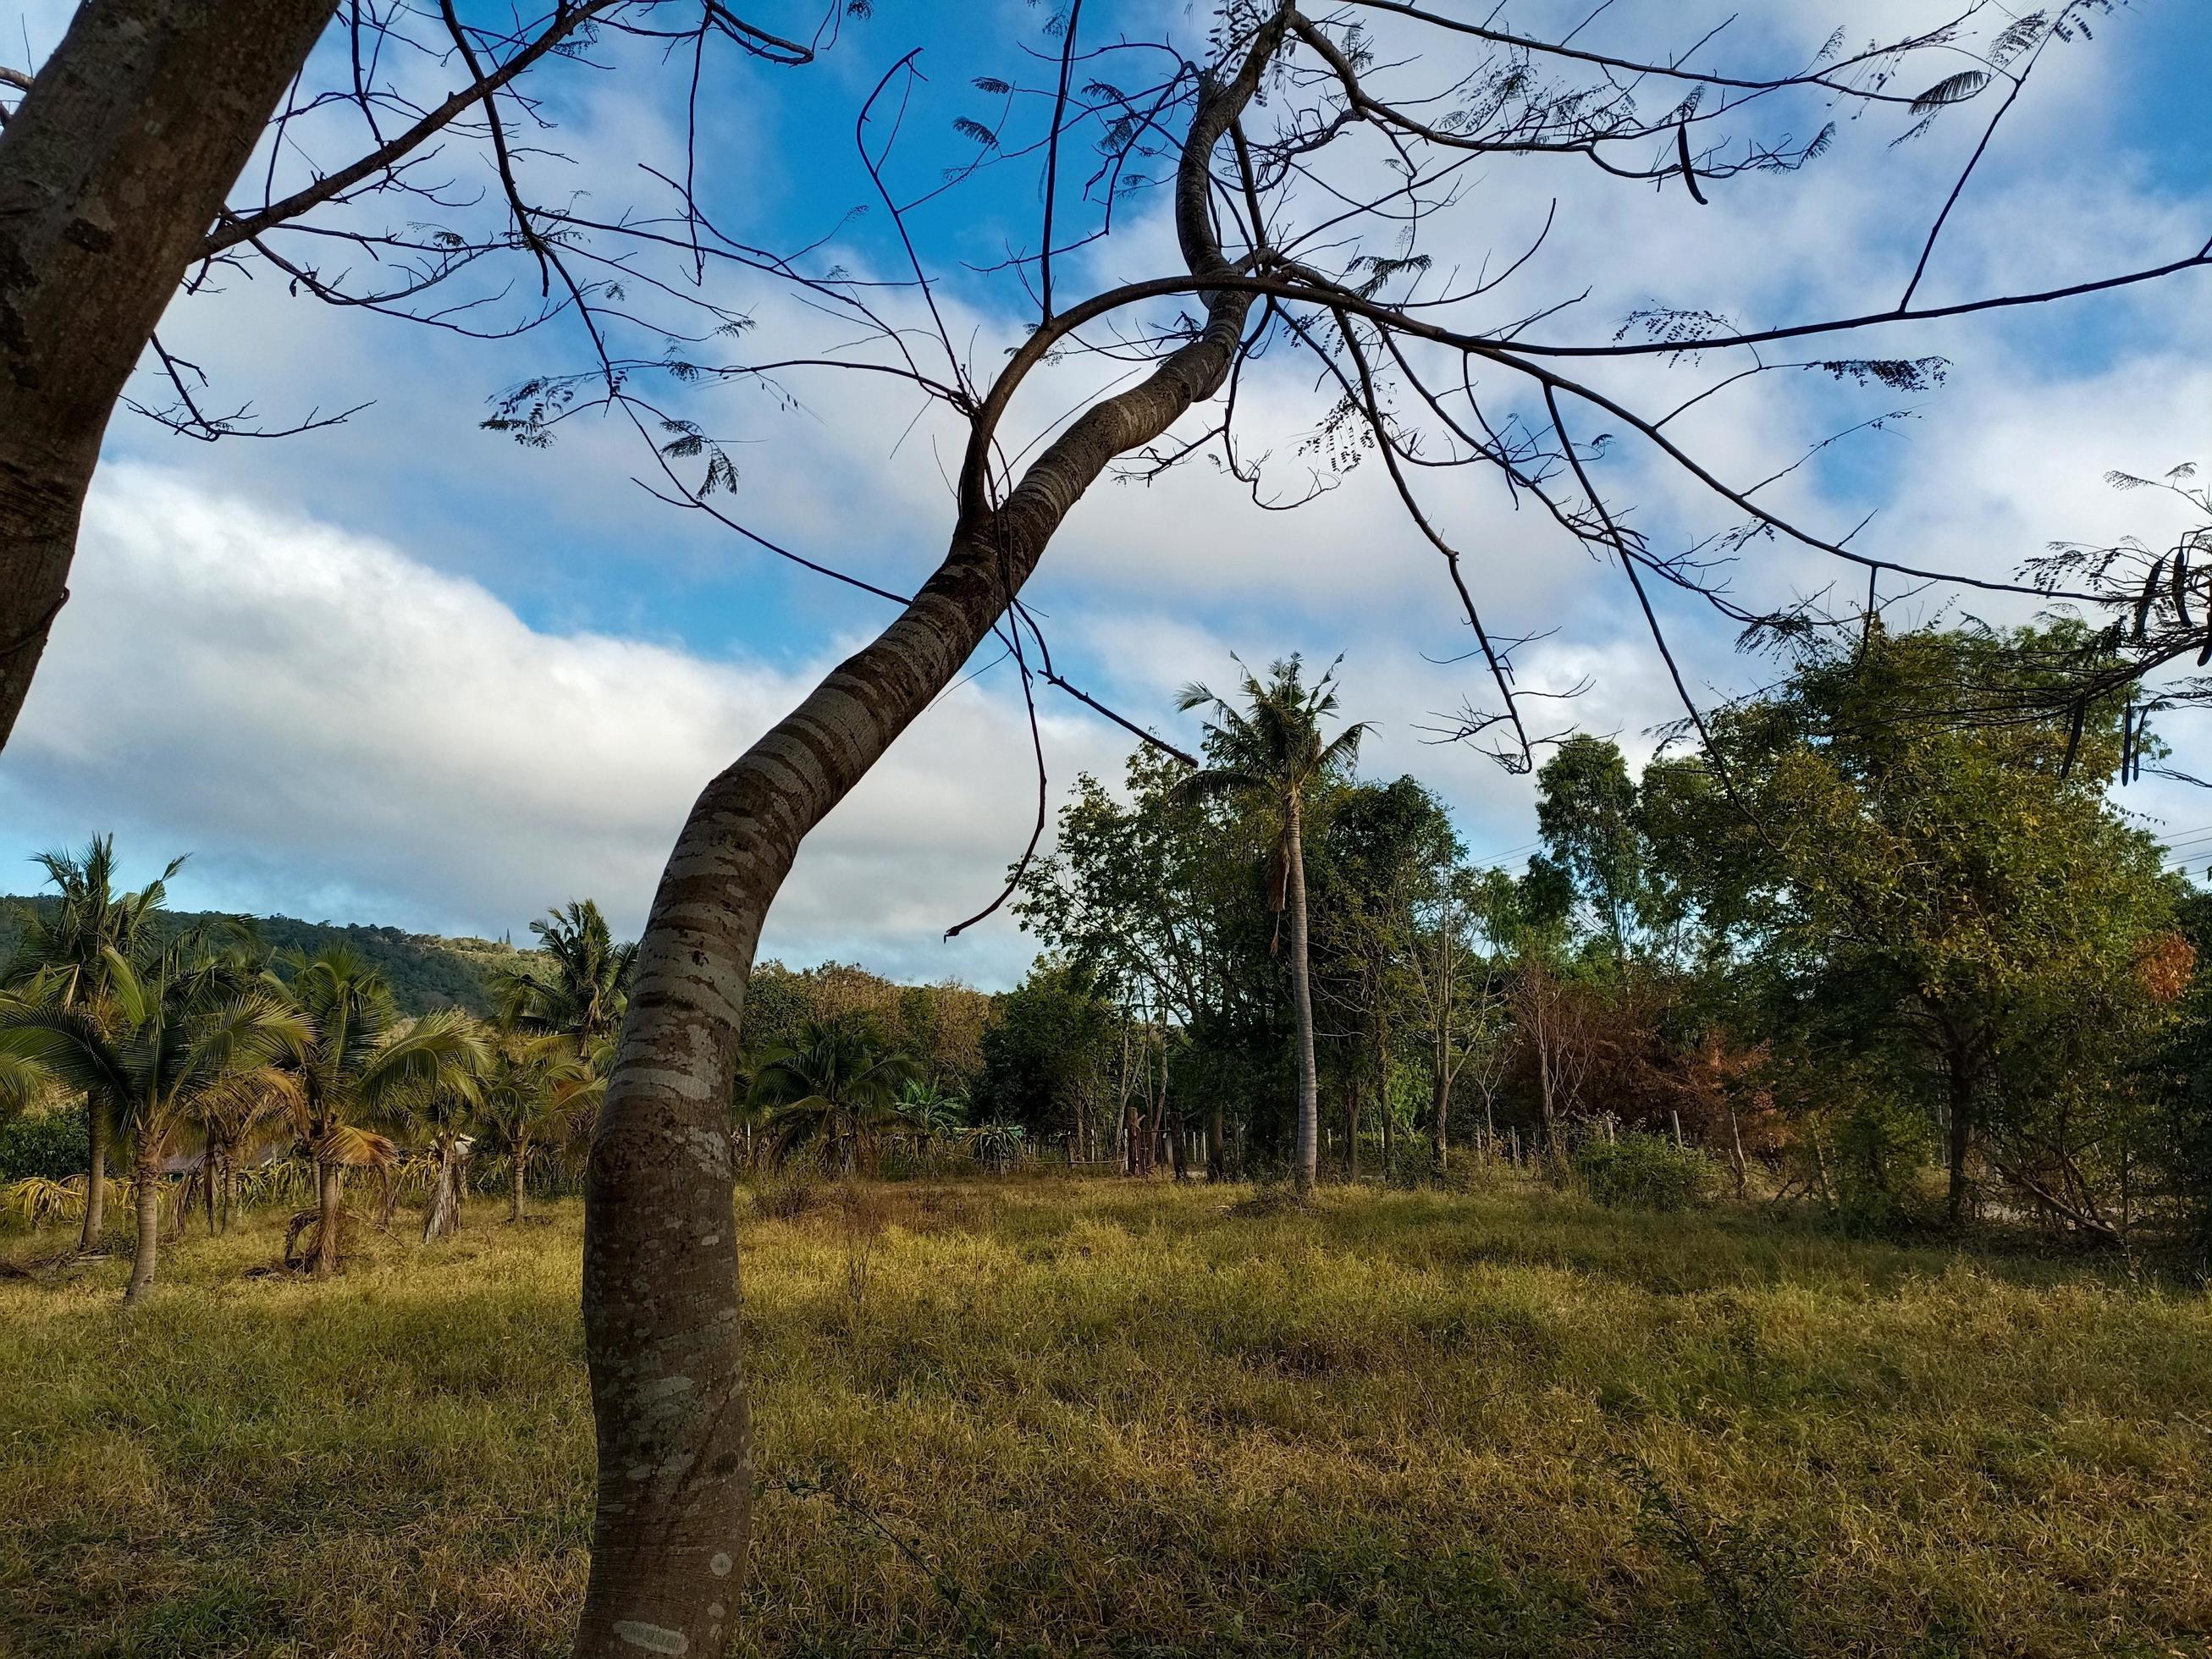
560,4,2212,1653
8,3,2207,1655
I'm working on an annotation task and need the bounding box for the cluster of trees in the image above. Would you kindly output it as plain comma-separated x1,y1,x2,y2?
1000,629,2212,1243
0,855,1044,1297
0,857,629,1302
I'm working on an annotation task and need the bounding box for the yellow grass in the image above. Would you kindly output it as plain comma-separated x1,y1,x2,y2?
2,1173,2209,1656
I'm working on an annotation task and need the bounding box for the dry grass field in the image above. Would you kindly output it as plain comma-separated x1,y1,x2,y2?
3,1173,2209,1657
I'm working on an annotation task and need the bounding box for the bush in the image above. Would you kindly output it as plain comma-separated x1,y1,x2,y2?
752,1171,823,1222
0,1106,88,1183
1575,1131,1712,1211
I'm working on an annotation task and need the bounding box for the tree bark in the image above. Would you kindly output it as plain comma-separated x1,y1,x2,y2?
424,1138,465,1241
0,0,341,752
1206,1100,1227,1182
78,1098,107,1248
1945,1052,1973,1229
1286,796,1320,1196
1429,1061,1449,1171
312,1160,342,1276
571,22,1287,1652
510,1144,528,1224
122,1136,159,1304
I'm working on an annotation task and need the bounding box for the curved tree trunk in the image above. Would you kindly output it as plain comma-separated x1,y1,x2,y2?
78,1099,108,1248
571,23,1288,1654
121,1137,160,1304
1286,798,1320,1196
0,0,340,752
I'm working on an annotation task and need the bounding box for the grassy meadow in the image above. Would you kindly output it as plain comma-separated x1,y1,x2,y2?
2,1173,2209,1657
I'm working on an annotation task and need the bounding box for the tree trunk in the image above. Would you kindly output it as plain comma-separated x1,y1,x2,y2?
572,29,1283,1651
0,0,341,752
423,1138,465,1242
1430,1060,1449,1172
312,1160,342,1277
122,1136,159,1304
1343,1073,1360,1181
571,25,1288,1651
1285,799,1320,1196
1946,1055,1973,1229
79,1099,108,1248
510,1144,528,1224
1206,1100,1227,1182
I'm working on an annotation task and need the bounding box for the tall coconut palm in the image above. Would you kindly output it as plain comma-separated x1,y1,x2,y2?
270,949,484,1276
1176,656,1368,1196
3,835,185,1248
0,947,302,1303
747,1016,917,1174
492,899,636,1055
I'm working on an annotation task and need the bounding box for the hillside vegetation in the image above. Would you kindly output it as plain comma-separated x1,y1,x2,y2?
0,897,526,1017
3,1175,2206,1658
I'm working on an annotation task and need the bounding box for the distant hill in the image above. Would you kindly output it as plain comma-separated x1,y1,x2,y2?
0,899,538,1017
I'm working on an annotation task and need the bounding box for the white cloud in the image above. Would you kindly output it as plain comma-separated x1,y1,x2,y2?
0,466,1118,985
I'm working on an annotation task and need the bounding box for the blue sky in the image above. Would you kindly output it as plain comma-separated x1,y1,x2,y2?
2,0,2209,984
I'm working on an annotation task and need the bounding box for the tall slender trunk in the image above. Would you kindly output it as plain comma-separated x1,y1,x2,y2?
78,1099,108,1248
1429,1058,1449,1171
122,1135,160,1304
1374,1008,1391,1176
573,27,1285,1652
0,0,341,752
510,1143,528,1224
1286,797,1320,1196
313,1160,342,1277
1945,1051,1973,1229
1343,1074,1361,1180
202,1144,217,1234
1206,1100,1227,1182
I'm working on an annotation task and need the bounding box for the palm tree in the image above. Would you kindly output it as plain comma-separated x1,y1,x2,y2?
3,835,185,1249
270,949,484,1275
471,1034,593,1223
0,947,303,1303
492,899,636,1057
746,1016,917,1174
895,1075,968,1146
1176,656,1368,1195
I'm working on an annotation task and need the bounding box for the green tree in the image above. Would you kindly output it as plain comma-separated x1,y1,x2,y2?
494,899,636,1056
1176,656,1368,1195
1534,735,1648,973
272,949,485,1273
974,961,1120,1159
473,1035,597,1224
1646,623,2175,1231
745,1016,917,1175
3,835,185,1249
1018,748,1279,1177
0,947,301,1302
1311,777,1457,1177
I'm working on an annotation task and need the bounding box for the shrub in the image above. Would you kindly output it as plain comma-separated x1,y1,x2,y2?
0,1107,89,1183
753,1171,823,1222
1575,1131,1712,1211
